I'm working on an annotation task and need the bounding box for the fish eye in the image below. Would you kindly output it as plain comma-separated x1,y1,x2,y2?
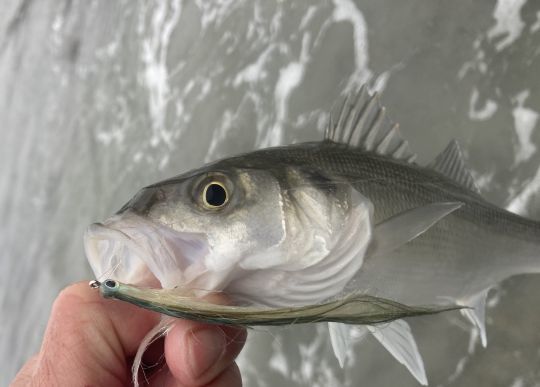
202,181,228,209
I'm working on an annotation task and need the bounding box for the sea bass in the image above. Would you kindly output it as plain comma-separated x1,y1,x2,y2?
84,86,540,385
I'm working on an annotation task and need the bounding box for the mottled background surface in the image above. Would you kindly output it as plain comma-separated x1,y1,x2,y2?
1,1,540,386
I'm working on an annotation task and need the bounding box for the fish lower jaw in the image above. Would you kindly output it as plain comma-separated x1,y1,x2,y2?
84,222,162,288
84,215,214,292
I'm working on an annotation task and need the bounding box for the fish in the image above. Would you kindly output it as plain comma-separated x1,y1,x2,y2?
84,85,540,385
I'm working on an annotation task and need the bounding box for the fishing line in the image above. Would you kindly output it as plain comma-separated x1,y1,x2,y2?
97,260,122,282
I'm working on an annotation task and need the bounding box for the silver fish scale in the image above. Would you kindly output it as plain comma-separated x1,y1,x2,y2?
224,142,534,232
220,142,540,305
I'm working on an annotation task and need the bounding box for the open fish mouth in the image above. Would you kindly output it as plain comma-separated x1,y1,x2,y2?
84,212,210,289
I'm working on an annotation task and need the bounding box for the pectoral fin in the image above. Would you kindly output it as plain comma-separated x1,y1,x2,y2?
369,202,463,258
369,320,428,385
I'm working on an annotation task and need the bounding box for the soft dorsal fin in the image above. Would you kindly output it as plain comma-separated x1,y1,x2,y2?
325,85,417,163
428,140,480,193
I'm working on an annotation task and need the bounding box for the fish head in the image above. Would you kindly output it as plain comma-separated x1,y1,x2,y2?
85,163,289,290
85,157,373,305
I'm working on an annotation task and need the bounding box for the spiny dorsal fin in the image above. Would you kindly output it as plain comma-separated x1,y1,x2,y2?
428,140,480,193
325,85,417,163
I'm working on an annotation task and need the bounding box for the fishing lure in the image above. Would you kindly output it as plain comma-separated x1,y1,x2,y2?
90,279,461,326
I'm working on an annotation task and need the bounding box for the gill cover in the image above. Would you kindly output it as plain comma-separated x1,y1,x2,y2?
228,168,374,307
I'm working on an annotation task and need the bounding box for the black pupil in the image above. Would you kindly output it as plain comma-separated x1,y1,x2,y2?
205,183,227,207
105,280,117,288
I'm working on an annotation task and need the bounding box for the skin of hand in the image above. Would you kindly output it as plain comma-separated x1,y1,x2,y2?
11,282,247,387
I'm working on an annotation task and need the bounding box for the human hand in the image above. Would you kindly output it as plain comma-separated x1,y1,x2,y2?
12,282,247,386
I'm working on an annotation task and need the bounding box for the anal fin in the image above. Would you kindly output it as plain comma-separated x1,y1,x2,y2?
328,322,350,367
460,289,489,347
368,320,428,386
328,323,370,368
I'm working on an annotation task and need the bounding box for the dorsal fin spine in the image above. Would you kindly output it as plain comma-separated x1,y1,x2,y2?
393,141,408,158
428,140,479,193
334,93,354,141
407,154,417,163
345,90,371,145
325,84,417,163
325,114,335,140
364,106,386,151
352,94,378,147
376,123,399,154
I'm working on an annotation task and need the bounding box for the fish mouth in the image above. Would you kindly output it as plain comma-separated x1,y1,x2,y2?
84,212,209,289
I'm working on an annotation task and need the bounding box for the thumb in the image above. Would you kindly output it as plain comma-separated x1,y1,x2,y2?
13,281,159,387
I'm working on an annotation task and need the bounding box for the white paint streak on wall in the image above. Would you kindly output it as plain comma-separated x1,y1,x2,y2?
446,356,469,384
506,167,540,215
233,45,275,87
531,11,540,32
261,33,312,147
269,350,289,376
195,0,238,30
468,87,498,121
512,90,539,165
509,377,524,387
470,170,495,191
205,107,236,161
139,0,182,149
487,0,527,51
458,38,488,81
332,0,371,90
299,5,318,30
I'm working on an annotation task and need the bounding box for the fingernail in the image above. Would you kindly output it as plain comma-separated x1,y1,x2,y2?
187,328,226,379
